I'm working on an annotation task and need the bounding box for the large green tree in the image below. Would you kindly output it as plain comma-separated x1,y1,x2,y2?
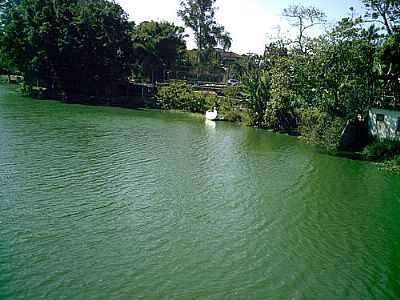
0,0,20,77
132,21,187,82
379,31,400,106
1,0,133,100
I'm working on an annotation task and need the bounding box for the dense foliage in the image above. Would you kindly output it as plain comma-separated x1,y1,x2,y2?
236,2,400,150
363,139,400,161
239,58,271,127
156,80,217,113
132,21,187,83
0,0,133,100
0,0,190,98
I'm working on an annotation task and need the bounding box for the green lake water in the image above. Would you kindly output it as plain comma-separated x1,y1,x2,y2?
1,85,400,299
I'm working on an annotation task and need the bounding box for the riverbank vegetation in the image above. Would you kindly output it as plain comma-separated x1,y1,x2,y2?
0,0,400,164
233,1,399,153
363,139,400,161
156,81,218,113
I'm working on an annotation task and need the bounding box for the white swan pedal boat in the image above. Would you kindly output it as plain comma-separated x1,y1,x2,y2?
205,108,218,120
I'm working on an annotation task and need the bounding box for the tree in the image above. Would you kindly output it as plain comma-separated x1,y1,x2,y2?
283,5,327,54
132,21,187,82
265,41,288,58
1,0,133,100
382,31,400,73
266,55,301,131
0,0,20,35
0,0,20,15
0,49,15,80
379,31,400,105
362,0,400,36
218,31,232,51
177,0,231,63
65,0,133,98
0,0,19,78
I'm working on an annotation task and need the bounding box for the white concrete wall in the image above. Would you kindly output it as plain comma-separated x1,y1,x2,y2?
369,108,400,140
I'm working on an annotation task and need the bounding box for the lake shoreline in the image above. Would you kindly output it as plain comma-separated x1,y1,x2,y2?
3,82,399,173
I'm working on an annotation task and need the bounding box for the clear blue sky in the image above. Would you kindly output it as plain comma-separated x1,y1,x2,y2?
117,0,367,54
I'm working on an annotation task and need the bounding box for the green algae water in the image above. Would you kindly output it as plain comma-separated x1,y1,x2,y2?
0,84,400,299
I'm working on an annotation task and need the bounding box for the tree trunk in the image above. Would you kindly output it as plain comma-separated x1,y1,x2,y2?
382,13,393,36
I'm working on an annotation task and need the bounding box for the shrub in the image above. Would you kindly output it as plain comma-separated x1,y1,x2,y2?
363,139,400,161
240,62,271,128
218,87,249,123
298,107,346,150
156,81,216,113
265,95,299,132
393,155,400,166
221,109,246,122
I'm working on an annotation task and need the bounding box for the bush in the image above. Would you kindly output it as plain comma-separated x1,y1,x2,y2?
240,61,271,128
363,139,400,161
298,107,346,150
217,86,249,123
221,109,247,122
265,95,299,132
156,81,217,113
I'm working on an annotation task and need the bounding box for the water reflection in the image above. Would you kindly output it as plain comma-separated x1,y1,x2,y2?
205,119,216,129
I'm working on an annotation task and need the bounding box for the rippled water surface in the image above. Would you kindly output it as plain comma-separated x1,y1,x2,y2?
1,85,400,299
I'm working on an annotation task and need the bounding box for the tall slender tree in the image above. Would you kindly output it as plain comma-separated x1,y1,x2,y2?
177,0,231,64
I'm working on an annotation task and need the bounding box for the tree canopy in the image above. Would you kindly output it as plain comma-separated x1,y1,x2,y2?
132,21,187,82
0,0,133,100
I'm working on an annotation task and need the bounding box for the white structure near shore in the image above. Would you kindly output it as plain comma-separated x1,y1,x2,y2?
369,108,400,140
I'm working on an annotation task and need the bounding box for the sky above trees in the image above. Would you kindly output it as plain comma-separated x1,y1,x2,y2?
116,0,364,54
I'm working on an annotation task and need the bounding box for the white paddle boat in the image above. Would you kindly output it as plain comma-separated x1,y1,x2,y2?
205,107,218,121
